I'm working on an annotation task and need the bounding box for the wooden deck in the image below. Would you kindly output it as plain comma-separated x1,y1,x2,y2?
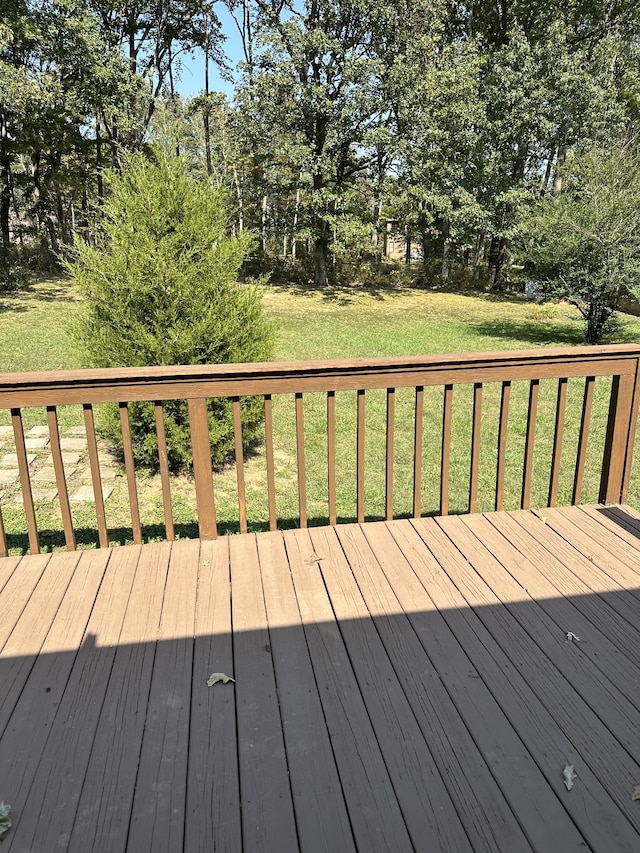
3,504,640,852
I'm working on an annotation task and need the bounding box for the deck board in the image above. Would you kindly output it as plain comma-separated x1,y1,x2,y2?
2,505,640,851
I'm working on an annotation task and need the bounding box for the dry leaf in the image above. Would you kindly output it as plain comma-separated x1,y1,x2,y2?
207,672,235,687
305,552,321,564
632,786,640,801
565,631,582,644
563,765,577,791
0,802,11,840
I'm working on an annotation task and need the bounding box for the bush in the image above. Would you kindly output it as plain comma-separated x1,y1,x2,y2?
68,148,275,469
518,142,640,343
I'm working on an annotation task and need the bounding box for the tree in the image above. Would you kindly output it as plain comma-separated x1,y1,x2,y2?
68,146,275,468
519,142,640,343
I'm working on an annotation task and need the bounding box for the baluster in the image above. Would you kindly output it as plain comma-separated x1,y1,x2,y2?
599,373,636,504
0,502,7,557
12,408,39,554
385,387,395,521
327,391,336,525
440,385,453,516
119,402,142,544
295,393,307,528
188,397,217,539
521,379,540,509
232,397,247,534
83,403,108,548
47,405,75,550
154,402,174,540
495,381,511,511
264,395,277,531
548,378,568,508
357,389,365,523
469,382,483,513
413,386,424,518
573,376,595,504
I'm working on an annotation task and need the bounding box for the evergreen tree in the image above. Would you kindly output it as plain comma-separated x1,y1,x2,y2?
69,146,275,468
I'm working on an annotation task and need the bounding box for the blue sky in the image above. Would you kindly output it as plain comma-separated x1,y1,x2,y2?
175,6,243,98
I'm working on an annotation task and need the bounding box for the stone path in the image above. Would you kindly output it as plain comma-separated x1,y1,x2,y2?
0,424,119,506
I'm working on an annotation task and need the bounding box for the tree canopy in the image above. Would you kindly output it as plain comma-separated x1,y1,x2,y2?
2,0,640,296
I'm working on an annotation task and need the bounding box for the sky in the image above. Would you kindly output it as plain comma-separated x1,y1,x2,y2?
175,6,243,98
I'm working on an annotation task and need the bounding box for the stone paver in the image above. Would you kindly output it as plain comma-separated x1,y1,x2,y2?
67,426,87,436
0,426,13,437
0,469,18,484
1,453,36,468
60,438,87,452
43,452,81,467
26,426,50,437
70,485,113,502
25,437,50,450
32,467,60,483
32,488,58,502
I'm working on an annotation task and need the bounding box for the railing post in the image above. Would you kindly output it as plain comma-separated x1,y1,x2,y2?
599,372,638,504
188,397,217,539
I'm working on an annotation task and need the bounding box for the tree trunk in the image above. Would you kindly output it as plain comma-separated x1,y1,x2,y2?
261,194,268,252
96,116,104,205
203,26,213,178
553,146,566,195
314,234,328,287
405,227,411,265
291,182,301,259
473,231,486,279
0,108,11,272
441,215,450,280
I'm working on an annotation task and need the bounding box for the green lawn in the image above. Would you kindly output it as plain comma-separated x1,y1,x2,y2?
1,277,640,552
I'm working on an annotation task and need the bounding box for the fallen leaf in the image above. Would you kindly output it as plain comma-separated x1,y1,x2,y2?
207,672,235,687
305,552,321,564
632,786,640,801
0,802,11,840
563,765,577,791
202,560,210,567
565,631,582,643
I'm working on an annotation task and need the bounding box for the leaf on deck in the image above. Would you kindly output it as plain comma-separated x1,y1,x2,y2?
0,802,11,840
632,786,640,801
565,631,582,643
207,672,235,686
562,765,577,791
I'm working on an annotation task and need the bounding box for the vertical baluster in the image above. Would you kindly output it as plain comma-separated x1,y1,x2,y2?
548,378,568,508
327,391,336,525
573,376,595,504
188,397,217,539
119,402,142,544
385,387,395,521
413,386,424,518
264,395,277,531
621,358,640,504
83,403,108,548
154,402,174,540
521,379,540,510
495,381,511,511
47,405,75,550
440,385,453,516
295,393,307,528
0,502,7,558
599,373,636,504
232,397,247,534
469,382,483,513
12,408,39,554
357,389,365,523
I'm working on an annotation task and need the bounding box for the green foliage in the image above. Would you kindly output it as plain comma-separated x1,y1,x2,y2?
518,142,640,343
68,147,275,469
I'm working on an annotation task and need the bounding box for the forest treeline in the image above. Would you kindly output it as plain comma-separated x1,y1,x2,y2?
2,0,640,289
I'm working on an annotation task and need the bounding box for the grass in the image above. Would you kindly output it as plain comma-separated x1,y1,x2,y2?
1,276,640,553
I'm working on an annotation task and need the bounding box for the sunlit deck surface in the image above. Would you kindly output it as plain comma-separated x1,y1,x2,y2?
3,504,640,852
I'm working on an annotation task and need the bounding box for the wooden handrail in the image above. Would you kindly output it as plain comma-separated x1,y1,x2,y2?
0,344,639,555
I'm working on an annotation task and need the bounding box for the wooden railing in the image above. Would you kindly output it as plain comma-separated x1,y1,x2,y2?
1,344,639,556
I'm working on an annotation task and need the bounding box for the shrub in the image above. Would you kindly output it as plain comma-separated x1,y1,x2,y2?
68,148,275,469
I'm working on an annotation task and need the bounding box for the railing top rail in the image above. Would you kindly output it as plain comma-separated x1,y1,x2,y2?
1,344,640,408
